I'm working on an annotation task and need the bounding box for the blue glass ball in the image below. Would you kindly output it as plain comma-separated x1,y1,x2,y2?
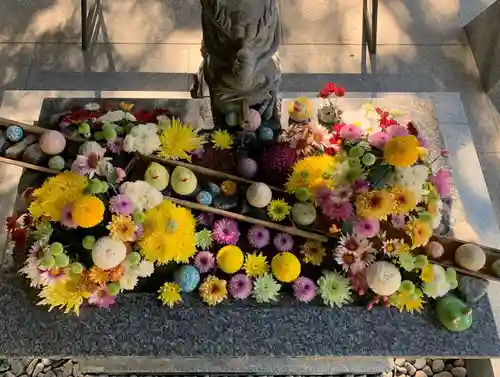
6,126,23,142
196,190,213,206
174,265,200,293
258,126,274,141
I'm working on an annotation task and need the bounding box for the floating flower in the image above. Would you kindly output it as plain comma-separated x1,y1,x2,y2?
221,180,237,196
293,276,317,303
158,119,203,161
273,232,294,252
317,271,352,308
285,155,336,195
71,196,105,228
109,194,134,216
212,218,240,245
355,189,393,220
229,274,253,300
197,212,215,227
212,130,234,150
300,241,326,266
354,218,380,239
120,181,163,213
384,135,419,168
389,281,424,313
391,185,417,215
123,123,160,156
195,229,213,250
405,218,432,248
322,199,354,221
88,286,116,308
140,200,197,264
158,282,182,308
37,278,92,315
339,124,362,141
61,205,77,229
252,273,281,303
267,199,291,222
107,215,137,242
194,251,215,273
391,214,406,229
244,252,269,277
199,275,227,306
71,141,112,178
430,169,452,198
247,226,270,249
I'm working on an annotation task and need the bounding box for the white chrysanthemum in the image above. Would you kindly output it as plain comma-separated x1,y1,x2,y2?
84,102,100,111
252,273,281,303
120,180,163,212
391,165,429,203
91,236,127,270
98,110,136,123
123,123,160,155
19,256,44,288
137,260,155,277
119,273,139,290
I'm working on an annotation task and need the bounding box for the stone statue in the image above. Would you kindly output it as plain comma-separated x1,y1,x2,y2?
191,0,281,123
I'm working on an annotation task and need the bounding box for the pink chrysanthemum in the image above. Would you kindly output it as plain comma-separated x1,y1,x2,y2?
109,194,134,216
194,251,215,273
352,179,370,194
339,124,362,141
212,218,240,245
107,137,124,154
368,131,390,149
322,200,354,221
431,169,452,198
71,141,111,177
197,212,215,227
331,184,353,202
354,218,380,239
338,233,372,255
40,267,67,285
315,185,332,204
386,124,409,138
348,271,369,295
293,276,317,303
391,214,406,229
61,204,77,229
350,248,376,273
273,233,294,251
334,248,360,272
247,226,270,249
89,286,116,308
229,274,253,300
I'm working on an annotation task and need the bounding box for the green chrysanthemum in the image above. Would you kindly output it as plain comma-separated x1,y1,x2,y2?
267,199,291,222
195,229,213,250
317,271,352,308
252,273,281,303
32,221,53,241
398,251,416,272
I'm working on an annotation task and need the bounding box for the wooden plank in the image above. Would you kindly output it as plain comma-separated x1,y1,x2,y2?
0,116,47,135
165,195,329,242
0,156,59,175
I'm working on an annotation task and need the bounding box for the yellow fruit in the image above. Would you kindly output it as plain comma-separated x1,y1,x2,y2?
271,252,301,283
217,245,244,274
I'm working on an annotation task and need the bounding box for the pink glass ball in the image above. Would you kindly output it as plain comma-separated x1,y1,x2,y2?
243,109,261,132
39,130,66,155
425,241,444,259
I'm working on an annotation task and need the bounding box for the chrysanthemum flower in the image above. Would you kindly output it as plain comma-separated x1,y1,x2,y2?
331,184,353,202
382,238,405,256
71,196,105,228
355,189,394,220
212,218,240,245
199,275,227,306
158,282,182,308
40,267,67,286
194,251,215,273
384,135,419,168
229,274,253,300
109,194,134,216
337,233,372,255
273,232,294,252
89,286,116,308
430,169,452,198
88,266,111,285
421,264,434,283
195,229,213,250
212,130,234,150
244,252,269,277
140,200,197,264
221,180,237,196
158,119,203,161
300,241,326,266
267,199,291,222
285,155,336,195
61,205,77,229
391,214,406,229
293,276,317,303
334,248,360,272
71,141,112,178
368,131,390,149
390,185,417,215
322,200,354,221
317,271,352,308
107,215,138,242
197,212,215,227
398,251,416,272
405,218,432,248
389,281,424,313
37,278,92,315
252,273,281,303
247,226,270,249
107,137,124,154
353,218,380,239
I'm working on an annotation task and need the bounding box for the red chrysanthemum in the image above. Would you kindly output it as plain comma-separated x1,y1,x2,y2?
5,216,17,232
11,228,27,247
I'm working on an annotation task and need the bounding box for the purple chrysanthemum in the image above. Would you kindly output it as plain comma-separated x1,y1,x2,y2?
194,251,215,273
247,226,270,249
212,218,240,245
352,179,370,194
109,194,134,216
273,232,294,251
391,214,406,229
293,276,317,303
354,218,380,239
197,212,215,227
229,273,252,299
61,204,77,229
107,137,124,154
322,200,354,221
134,223,144,241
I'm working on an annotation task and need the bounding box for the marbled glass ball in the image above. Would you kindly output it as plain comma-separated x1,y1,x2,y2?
196,191,213,206
48,155,65,171
237,158,258,179
174,265,200,293
258,126,274,141
6,126,23,142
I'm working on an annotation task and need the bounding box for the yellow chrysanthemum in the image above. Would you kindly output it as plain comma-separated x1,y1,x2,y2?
199,275,227,306
28,172,87,221
271,252,301,283
37,278,92,315
243,252,269,277
382,238,409,255
119,102,134,112
107,215,138,242
389,287,424,313
217,245,244,274
139,200,196,264
267,199,291,222
355,189,394,220
384,135,420,168
390,185,417,215
405,218,432,248
158,118,203,161
88,266,109,285
300,241,326,266
285,155,337,194
421,264,434,283
158,282,182,308
71,196,105,228
212,130,234,150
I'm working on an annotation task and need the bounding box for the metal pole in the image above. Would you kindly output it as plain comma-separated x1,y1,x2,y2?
81,0,88,50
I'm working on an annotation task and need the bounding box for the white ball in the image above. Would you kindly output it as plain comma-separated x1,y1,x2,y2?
365,261,402,296
455,243,486,271
92,236,127,270
246,183,272,208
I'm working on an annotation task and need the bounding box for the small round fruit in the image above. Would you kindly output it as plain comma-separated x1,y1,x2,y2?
54,253,70,268
271,252,301,283
40,255,55,270
50,242,64,256
362,153,376,166
127,252,141,265
399,280,415,294
48,156,65,171
71,262,84,275
295,187,311,202
82,235,96,250
78,123,91,134
108,282,121,296
94,131,104,141
103,128,117,142
349,146,365,158
455,243,486,272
